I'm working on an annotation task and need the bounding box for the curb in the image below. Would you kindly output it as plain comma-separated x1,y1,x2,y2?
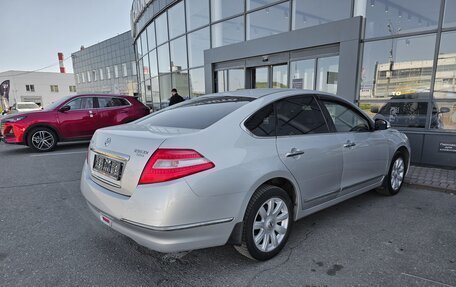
404,182,456,195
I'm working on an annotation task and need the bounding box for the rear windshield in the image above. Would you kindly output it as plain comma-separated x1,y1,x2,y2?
18,103,39,109
137,96,254,129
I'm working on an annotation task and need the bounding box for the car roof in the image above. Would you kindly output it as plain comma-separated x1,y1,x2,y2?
208,88,336,99
75,94,130,98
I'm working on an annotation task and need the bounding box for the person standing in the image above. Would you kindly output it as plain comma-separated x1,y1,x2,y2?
169,88,184,106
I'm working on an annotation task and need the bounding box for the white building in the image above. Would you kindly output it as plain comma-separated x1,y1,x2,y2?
0,70,77,108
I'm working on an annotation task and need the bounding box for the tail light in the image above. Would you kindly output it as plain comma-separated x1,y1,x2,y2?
139,149,215,184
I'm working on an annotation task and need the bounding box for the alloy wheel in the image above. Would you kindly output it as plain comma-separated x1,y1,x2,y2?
31,130,55,151
252,197,289,252
391,157,405,191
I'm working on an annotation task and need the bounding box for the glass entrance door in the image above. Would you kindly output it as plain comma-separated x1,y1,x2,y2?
272,64,288,88
251,64,288,88
253,67,269,88
216,68,246,92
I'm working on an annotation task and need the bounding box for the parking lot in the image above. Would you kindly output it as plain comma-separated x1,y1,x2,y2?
0,142,455,287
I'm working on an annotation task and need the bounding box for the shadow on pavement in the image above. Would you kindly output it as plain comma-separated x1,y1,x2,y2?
0,141,89,156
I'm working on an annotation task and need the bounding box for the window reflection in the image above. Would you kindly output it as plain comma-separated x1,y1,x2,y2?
149,49,158,77
247,0,282,11
361,34,436,99
146,22,156,52
155,13,168,45
157,43,170,74
159,74,172,108
168,2,186,39
188,27,210,68
432,102,456,130
189,68,206,97
292,0,351,30
228,69,245,91
290,59,315,89
142,53,150,80
170,36,188,71
186,0,209,31
364,0,440,38
151,77,160,110
140,32,147,57
145,79,152,102
172,72,190,98
272,65,288,88
443,0,456,28
434,31,456,99
317,56,338,94
211,0,244,22
136,38,142,58
212,16,244,48
217,70,227,92
247,2,290,40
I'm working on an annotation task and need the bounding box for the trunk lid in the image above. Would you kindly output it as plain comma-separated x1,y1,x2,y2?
88,123,200,196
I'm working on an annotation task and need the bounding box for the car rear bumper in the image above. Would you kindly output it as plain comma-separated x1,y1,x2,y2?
80,161,238,253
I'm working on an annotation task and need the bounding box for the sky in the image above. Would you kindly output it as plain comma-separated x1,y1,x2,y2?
0,0,132,74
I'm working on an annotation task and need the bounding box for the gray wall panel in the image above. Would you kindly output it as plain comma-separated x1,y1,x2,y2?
421,134,456,167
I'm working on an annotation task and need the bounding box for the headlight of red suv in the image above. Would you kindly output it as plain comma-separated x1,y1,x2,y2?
3,116,27,123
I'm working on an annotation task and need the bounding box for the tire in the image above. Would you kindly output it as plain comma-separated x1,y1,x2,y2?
234,185,293,261
27,127,58,152
376,152,406,196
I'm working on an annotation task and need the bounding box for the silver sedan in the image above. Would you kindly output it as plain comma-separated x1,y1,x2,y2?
81,89,410,261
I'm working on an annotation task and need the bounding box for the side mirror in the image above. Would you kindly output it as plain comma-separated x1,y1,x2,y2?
58,105,71,113
370,106,379,113
440,107,450,114
374,119,390,130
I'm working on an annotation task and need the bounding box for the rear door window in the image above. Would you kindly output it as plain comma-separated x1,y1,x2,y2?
137,96,254,129
245,104,276,136
97,97,129,108
276,96,329,136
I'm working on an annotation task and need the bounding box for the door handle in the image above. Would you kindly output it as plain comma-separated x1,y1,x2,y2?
88,110,95,118
286,148,305,158
343,141,356,148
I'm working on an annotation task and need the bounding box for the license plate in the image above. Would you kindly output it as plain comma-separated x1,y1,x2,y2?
99,213,112,227
93,154,124,180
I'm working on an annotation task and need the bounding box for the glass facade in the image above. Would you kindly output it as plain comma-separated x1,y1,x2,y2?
443,0,456,28
434,31,456,99
212,16,244,48
362,0,440,38
292,0,352,30
247,2,290,40
211,0,244,22
131,0,456,133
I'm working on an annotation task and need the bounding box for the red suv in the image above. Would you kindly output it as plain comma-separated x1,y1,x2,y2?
0,94,150,152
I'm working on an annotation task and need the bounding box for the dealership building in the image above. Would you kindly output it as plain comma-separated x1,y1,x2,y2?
71,31,138,97
130,0,456,167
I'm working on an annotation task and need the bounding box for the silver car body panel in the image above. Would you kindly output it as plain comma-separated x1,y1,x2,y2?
81,89,410,253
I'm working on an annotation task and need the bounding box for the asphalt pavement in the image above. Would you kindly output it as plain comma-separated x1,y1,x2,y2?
0,142,455,287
